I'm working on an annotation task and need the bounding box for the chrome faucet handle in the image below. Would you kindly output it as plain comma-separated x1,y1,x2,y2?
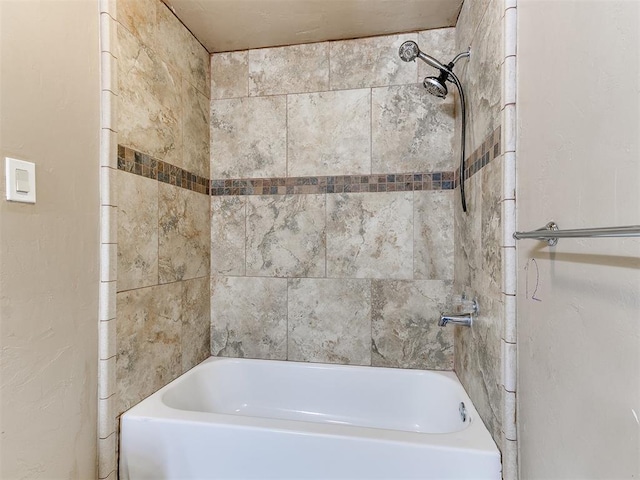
450,295,479,315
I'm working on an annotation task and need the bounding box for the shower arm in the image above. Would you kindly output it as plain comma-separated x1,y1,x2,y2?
449,49,471,68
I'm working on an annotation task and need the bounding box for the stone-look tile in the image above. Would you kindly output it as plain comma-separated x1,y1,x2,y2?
211,96,286,178
117,171,158,292
116,0,156,49
211,51,249,99
330,33,417,90
371,84,455,173
246,195,326,278
481,156,503,297
210,276,287,359
371,280,453,369
155,1,210,96
457,0,502,154
288,278,371,365
181,277,211,373
417,28,458,81
453,145,504,447
454,291,504,443
248,43,329,96
117,25,182,167
182,84,210,178
414,190,454,280
327,192,413,279
455,0,492,53
211,196,246,276
288,89,371,177
116,283,182,415
158,183,210,283
454,172,482,289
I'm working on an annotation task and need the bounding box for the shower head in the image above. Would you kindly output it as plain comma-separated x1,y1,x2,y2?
423,73,449,98
398,40,447,71
398,41,472,214
398,40,420,62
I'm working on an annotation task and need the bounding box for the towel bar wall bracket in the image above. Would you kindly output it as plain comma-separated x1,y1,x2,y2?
513,221,640,245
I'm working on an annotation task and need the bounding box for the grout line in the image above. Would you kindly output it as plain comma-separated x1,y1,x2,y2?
286,278,289,360
115,274,211,294
247,51,251,96
412,189,416,280
369,87,373,175
324,193,328,278
244,196,247,276
327,43,332,90
285,95,289,177
156,178,160,286
369,279,373,366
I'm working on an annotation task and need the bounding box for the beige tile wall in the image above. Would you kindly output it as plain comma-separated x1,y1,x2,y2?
210,29,458,370
211,29,458,180
115,0,211,417
453,0,508,457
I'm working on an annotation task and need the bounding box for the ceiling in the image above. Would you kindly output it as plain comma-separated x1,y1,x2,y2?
163,0,463,53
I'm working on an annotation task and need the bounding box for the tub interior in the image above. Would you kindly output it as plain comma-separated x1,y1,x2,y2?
162,359,469,434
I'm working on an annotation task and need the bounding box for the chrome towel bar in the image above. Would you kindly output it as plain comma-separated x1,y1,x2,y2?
513,221,640,246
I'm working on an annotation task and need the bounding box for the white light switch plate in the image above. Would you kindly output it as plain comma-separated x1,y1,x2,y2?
5,157,36,203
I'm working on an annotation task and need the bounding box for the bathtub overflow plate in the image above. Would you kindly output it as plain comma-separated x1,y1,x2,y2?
459,402,467,422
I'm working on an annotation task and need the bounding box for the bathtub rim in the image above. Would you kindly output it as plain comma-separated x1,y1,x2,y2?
121,356,500,455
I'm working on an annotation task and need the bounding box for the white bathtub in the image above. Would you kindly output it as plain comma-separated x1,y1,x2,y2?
120,357,501,479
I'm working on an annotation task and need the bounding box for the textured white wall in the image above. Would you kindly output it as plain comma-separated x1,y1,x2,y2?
0,1,100,478
517,1,640,477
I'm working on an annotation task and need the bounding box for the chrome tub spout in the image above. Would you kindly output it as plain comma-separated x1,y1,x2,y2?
438,313,473,328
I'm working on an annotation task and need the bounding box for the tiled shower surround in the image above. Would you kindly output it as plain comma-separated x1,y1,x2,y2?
453,0,518,475
207,1,514,469
114,0,211,420
103,0,516,477
209,30,461,370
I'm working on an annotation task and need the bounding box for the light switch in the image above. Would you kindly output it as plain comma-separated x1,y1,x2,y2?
16,168,29,193
5,157,36,203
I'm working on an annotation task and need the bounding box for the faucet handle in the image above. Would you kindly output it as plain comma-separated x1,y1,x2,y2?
451,295,479,315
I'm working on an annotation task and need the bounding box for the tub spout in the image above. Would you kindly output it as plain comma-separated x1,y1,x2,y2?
438,313,473,328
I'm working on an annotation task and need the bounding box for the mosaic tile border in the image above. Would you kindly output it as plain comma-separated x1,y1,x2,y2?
455,126,502,187
210,172,455,196
117,125,499,197
117,145,210,195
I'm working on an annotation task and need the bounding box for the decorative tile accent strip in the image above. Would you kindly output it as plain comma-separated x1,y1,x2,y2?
119,126,499,198
210,172,455,196
117,145,210,195
455,125,502,187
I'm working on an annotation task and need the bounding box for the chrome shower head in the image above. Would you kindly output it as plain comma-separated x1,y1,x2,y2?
423,75,448,98
399,40,420,62
398,40,447,71
398,41,472,213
